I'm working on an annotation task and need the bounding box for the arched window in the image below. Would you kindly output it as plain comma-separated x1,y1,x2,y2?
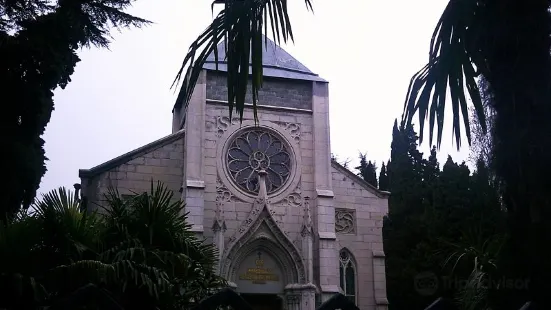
339,249,356,303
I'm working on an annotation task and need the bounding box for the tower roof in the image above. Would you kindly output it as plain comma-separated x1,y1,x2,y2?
203,36,326,82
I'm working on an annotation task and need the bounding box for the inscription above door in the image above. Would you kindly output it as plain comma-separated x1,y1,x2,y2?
236,251,284,294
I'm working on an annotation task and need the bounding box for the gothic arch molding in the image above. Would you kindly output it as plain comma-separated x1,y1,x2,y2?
222,207,307,284
339,247,357,265
226,236,299,286
338,247,358,302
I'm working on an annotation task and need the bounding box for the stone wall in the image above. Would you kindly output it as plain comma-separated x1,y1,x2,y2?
331,165,389,310
201,102,315,250
206,71,313,110
81,136,184,210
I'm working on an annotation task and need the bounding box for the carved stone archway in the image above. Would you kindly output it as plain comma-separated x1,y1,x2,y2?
227,233,299,287
221,207,306,285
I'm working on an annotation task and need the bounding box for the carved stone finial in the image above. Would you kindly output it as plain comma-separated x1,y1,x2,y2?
301,196,313,237
213,192,226,233
212,219,226,232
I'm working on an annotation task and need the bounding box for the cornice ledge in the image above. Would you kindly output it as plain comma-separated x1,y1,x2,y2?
187,179,205,189
318,232,337,240
315,189,334,198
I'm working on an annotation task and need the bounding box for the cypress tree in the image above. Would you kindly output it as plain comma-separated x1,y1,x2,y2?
379,163,389,191
356,153,377,188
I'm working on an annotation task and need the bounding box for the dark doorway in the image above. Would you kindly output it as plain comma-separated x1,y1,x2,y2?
241,293,283,310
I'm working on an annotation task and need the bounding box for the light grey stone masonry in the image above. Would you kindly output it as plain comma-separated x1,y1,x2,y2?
79,133,185,212
331,162,389,310
183,71,207,233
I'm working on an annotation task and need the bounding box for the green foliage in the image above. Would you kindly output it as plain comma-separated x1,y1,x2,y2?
378,163,389,191
440,230,505,310
356,153,378,188
401,0,487,148
1,0,149,220
0,182,224,309
383,123,507,310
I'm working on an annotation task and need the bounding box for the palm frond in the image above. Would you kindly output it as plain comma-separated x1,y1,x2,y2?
454,259,490,310
1,182,224,308
402,0,487,149
173,0,313,123
49,283,124,310
48,259,173,298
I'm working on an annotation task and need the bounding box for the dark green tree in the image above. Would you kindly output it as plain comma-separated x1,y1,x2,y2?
1,0,149,220
356,153,377,188
384,121,431,310
383,122,507,309
378,163,389,191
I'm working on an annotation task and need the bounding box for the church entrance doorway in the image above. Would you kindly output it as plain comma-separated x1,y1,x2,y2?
241,293,283,310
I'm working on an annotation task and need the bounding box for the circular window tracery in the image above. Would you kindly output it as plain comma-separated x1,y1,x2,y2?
226,129,292,195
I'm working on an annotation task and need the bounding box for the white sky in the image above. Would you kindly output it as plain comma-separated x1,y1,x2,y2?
39,0,470,194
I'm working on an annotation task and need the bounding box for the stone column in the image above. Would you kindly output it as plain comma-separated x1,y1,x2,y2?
373,250,389,310
312,81,340,301
285,294,301,310
301,197,314,283
285,284,317,310
212,202,226,274
182,70,206,233
300,288,317,310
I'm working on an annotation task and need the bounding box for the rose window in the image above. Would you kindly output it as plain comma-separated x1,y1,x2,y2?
226,129,291,194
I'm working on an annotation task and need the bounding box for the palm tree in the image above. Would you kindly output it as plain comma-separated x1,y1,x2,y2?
177,1,551,306
0,183,224,309
101,183,226,309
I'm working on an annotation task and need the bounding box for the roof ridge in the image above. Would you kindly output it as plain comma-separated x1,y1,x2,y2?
330,159,390,198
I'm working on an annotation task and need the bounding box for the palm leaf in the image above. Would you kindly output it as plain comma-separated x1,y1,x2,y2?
49,283,124,310
173,0,313,123
402,0,486,149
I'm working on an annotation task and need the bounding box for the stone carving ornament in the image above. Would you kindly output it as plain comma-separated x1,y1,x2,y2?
216,177,234,204
216,121,302,204
335,208,356,234
226,129,291,195
215,116,241,138
284,123,301,142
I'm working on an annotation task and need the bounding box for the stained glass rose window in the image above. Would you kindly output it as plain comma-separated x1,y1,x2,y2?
226,129,291,194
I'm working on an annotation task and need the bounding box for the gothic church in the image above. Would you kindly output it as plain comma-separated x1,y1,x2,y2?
79,38,389,310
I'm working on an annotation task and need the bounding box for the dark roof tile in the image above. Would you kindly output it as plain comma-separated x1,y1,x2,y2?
203,36,326,82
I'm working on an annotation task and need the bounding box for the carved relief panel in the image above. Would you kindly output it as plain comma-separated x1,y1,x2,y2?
335,208,356,234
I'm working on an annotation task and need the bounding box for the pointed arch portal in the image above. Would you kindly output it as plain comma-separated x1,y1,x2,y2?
221,208,306,294
231,237,295,294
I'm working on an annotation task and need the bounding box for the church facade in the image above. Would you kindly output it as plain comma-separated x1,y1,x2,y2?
79,38,389,310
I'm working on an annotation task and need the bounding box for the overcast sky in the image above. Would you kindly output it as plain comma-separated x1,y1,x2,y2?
39,0,470,194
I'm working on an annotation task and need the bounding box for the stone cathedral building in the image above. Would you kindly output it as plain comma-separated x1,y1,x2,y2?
79,38,389,310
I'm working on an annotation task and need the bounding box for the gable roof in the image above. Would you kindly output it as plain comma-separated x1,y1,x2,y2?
79,130,185,178
331,159,390,199
203,36,327,82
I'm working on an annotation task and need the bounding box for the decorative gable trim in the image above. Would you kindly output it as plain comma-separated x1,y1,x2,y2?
330,160,390,198
79,130,185,178
221,201,306,284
